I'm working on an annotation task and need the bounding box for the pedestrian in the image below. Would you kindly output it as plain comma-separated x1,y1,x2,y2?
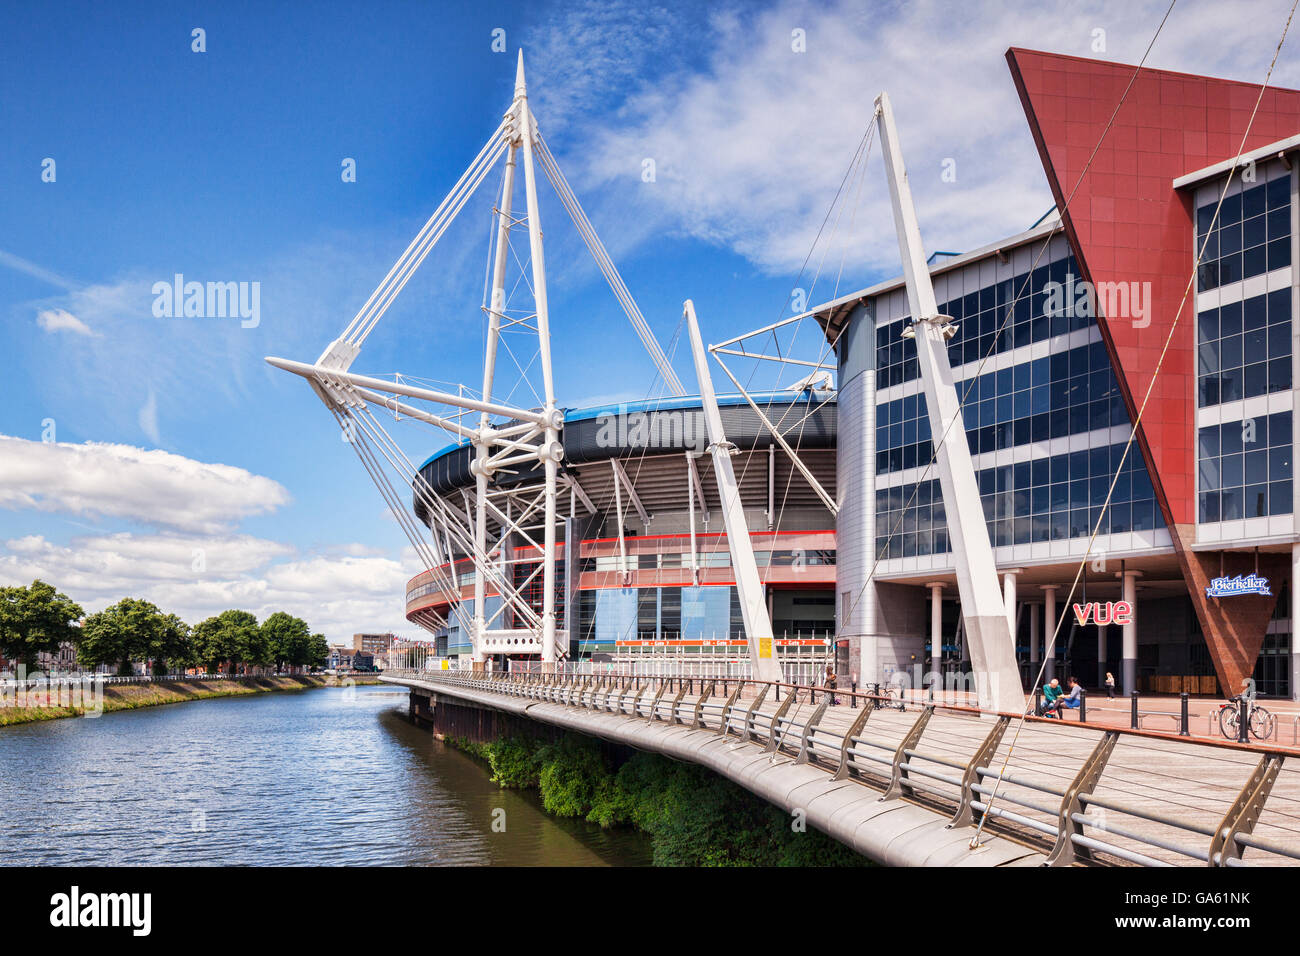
1105,671,1115,699
823,663,838,706
1041,678,1063,717
1051,676,1083,718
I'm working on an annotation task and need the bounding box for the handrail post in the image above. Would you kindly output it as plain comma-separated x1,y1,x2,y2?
795,701,829,765
832,700,874,780
716,682,743,737
670,682,691,725
1209,754,1284,866
690,681,716,729
763,689,797,753
1130,690,1139,730
850,680,858,709
948,715,1010,828
647,680,668,723
740,684,769,743
1044,730,1119,867
881,705,934,800
1180,692,1190,737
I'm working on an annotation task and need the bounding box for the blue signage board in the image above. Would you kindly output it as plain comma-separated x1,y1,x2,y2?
1205,573,1272,598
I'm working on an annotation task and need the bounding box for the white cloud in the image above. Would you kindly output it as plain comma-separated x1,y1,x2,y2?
0,248,78,291
532,0,1300,281
36,308,96,336
0,532,419,643
0,435,290,534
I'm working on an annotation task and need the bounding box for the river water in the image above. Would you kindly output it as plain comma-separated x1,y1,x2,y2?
0,684,651,866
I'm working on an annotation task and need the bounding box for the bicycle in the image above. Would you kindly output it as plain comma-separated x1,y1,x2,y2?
1217,695,1276,741
866,682,907,711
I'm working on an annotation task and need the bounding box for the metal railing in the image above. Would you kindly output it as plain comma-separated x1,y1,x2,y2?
0,671,309,690
384,667,1300,868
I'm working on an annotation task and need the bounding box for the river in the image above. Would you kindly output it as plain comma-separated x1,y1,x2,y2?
0,683,651,866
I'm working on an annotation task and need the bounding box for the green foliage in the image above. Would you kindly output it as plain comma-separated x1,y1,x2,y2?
192,609,261,673
261,611,311,669
451,736,542,789
0,580,84,670
0,578,323,677
537,737,617,819
78,597,190,674
449,731,869,867
307,633,330,669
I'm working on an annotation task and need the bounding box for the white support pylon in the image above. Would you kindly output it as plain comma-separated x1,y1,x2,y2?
874,91,1024,714
685,300,783,684
514,51,560,667
268,50,690,669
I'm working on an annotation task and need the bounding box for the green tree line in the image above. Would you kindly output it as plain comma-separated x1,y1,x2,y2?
0,579,330,676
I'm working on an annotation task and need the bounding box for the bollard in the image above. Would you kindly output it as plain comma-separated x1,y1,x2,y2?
851,680,858,709
1034,689,1042,717
1079,687,1086,724
1180,692,1190,737
1238,695,1250,743
1130,690,1139,730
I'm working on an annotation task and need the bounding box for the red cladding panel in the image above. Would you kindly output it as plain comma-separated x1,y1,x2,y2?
1007,48,1300,525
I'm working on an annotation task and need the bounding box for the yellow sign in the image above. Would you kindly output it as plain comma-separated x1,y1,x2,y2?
758,637,773,659
440,660,450,670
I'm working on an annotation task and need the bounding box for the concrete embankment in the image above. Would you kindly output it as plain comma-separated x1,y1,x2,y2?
0,674,380,728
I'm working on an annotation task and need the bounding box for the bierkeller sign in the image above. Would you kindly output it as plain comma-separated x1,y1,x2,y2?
1205,573,1272,598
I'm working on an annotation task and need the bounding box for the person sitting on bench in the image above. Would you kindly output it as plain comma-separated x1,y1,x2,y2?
1046,676,1082,717
1040,678,1063,716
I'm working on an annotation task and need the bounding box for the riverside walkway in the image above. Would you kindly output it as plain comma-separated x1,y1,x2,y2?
382,669,1300,867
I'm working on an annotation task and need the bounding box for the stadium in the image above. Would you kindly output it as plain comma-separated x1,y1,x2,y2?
276,48,1300,702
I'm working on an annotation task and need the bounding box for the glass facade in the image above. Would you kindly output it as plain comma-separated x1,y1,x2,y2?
577,585,745,651
1197,412,1293,522
875,340,1128,473
872,242,1165,559
875,441,1161,558
875,253,1086,390
1197,289,1292,406
1196,173,1292,292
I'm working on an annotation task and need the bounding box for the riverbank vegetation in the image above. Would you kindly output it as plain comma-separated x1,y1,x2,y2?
450,733,868,866
0,579,330,676
0,673,378,728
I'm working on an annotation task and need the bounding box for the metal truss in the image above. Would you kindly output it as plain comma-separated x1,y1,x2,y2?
266,52,680,665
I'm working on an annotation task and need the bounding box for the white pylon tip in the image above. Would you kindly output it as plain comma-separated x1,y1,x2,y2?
515,49,526,95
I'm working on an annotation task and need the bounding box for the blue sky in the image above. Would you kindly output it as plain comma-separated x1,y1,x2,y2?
2,0,1297,641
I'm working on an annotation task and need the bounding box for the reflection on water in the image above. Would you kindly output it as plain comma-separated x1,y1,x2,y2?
0,684,651,866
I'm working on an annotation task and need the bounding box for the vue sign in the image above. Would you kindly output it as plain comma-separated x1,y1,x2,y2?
1072,601,1133,626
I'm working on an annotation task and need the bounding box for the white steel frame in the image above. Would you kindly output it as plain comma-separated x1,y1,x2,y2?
267,53,682,666
697,92,1024,712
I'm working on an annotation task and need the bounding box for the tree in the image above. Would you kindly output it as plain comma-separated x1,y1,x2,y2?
0,580,83,672
192,610,259,674
77,598,192,676
260,611,310,671
152,613,192,675
307,633,330,670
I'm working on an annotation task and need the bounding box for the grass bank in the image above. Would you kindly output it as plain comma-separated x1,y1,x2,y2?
0,673,379,728
448,732,869,867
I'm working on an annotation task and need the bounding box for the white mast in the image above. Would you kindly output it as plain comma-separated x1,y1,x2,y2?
686,300,784,683
874,91,1024,714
